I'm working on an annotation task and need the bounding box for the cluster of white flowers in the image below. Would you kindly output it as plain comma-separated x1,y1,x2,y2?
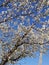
0,0,49,65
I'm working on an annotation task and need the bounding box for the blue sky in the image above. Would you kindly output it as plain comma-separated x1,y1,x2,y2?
18,55,49,65
0,0,49,65
15,51,49,65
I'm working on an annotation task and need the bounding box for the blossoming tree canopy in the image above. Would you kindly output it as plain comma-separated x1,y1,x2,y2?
0,0,49,65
